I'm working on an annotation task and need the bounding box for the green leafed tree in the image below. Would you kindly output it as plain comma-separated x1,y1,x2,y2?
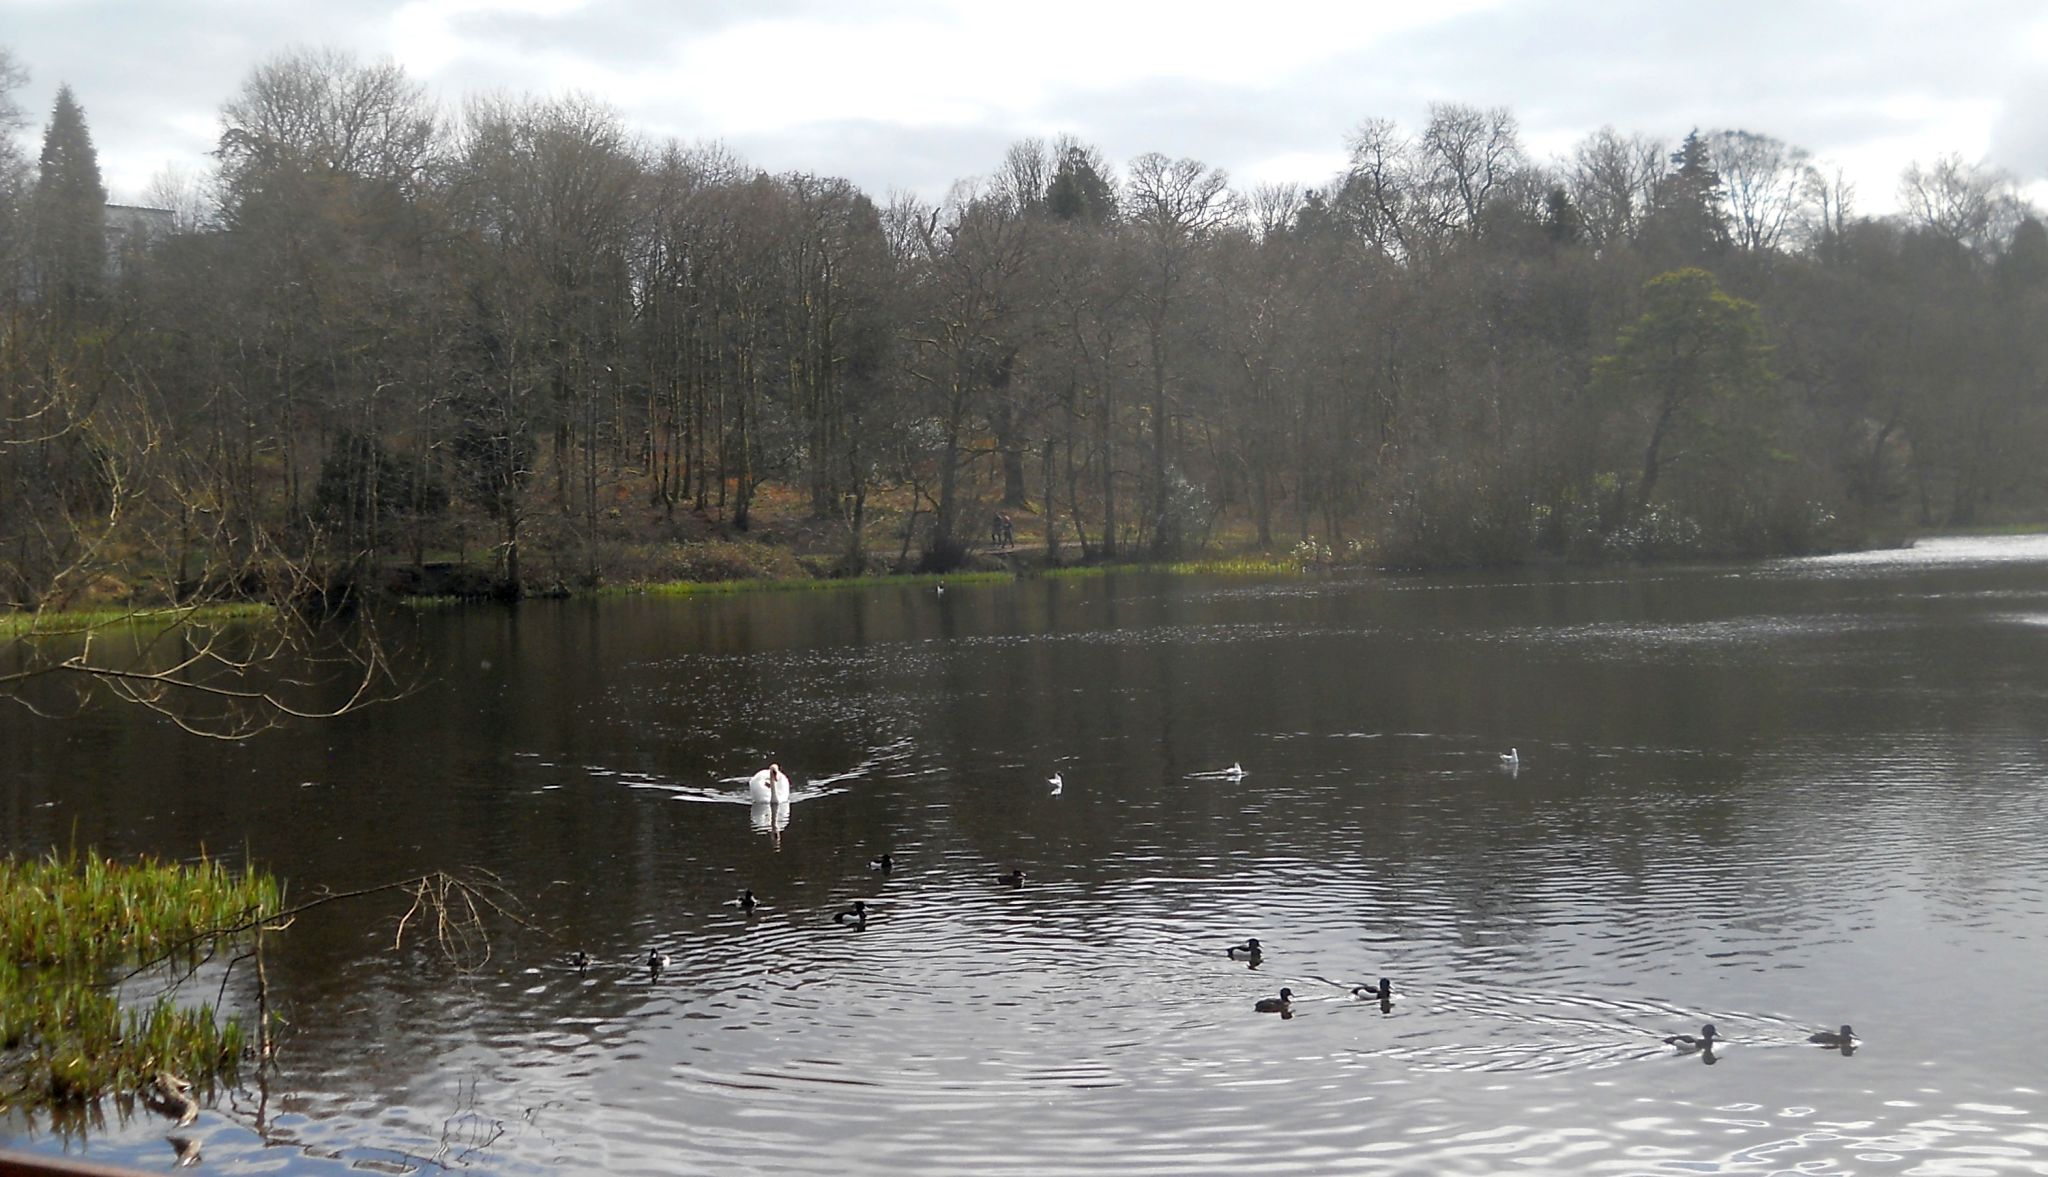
1593,267,1777,520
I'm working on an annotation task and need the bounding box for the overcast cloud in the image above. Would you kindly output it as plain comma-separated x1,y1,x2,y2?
3,0,2044,215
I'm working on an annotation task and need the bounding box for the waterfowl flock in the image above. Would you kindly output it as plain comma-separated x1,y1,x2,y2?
565,760,1859,1062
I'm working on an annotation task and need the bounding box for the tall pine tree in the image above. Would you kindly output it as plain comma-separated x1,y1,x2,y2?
1641,129,1729,263
1046,144,1117,225
31,83,107,323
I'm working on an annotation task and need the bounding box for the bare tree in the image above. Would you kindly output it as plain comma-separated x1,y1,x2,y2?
1418,102,1527,237
1339,117,1417,257
1709,129,1815,252
1125,152,1237,555
141,162,215,232
897,178,1039,565
0,46,25,136
1,327,406,737
446,92,641,585
1247,182,1303,240
1566,126,1664,248
0,46,31,301
1796,162,1855,252
216,46,440,212
994,136,1054,214
1029,187,1138,560
210,48,448,539
1900,154,2030,258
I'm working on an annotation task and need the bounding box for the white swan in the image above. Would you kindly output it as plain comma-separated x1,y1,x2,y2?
749,763,792,804
1049,772,1063,795
1224,762,1246,779
1499,748,1520,770
749,799,790,836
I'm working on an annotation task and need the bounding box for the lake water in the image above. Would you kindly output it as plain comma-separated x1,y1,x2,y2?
6,536,2048,1175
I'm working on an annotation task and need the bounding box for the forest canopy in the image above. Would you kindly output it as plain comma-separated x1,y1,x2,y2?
2,43,2045,623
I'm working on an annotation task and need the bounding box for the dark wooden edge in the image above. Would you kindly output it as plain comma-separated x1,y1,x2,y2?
0,1149,157,1177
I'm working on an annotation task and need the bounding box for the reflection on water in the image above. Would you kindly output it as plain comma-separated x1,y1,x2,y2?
7,538,2048,1173
748,800,790,839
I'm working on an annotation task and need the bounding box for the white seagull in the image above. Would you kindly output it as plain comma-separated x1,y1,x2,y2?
1049,772,1063,795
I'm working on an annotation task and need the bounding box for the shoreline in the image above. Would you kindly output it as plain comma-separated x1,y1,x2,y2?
13,526,2012,627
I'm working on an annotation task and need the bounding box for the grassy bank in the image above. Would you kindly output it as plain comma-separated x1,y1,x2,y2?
392,552,1304,607
0,602,274,638
1,848,281,1110
17,558,1310,625
542,560,1295,603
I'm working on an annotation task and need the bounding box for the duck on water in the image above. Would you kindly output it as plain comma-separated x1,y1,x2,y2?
1664,1024,1719,1053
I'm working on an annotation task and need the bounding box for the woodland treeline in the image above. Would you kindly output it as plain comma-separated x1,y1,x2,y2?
4,45,2047,609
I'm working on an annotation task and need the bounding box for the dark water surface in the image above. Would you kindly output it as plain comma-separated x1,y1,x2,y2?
7,537,2048,1174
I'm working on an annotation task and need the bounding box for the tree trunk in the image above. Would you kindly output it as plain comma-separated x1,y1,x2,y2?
1098,374,1117,559
991,390,1028,508
502,510,523,598
1041,437,1059,562
1635,400,1679,514
1147,318,1170,557
1252,458,1273,549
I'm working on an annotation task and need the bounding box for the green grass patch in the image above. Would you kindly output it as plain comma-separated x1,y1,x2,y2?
0,602,274,638
1,847,282,1110
1158,557,1299,576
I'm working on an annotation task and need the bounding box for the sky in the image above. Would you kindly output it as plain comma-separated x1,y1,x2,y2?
3,0,2046,217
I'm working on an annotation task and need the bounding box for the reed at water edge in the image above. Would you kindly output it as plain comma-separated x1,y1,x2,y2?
0,846,282,1110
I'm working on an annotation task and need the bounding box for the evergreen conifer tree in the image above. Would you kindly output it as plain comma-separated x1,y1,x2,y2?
1641,129,1729,261
31,83,107,322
